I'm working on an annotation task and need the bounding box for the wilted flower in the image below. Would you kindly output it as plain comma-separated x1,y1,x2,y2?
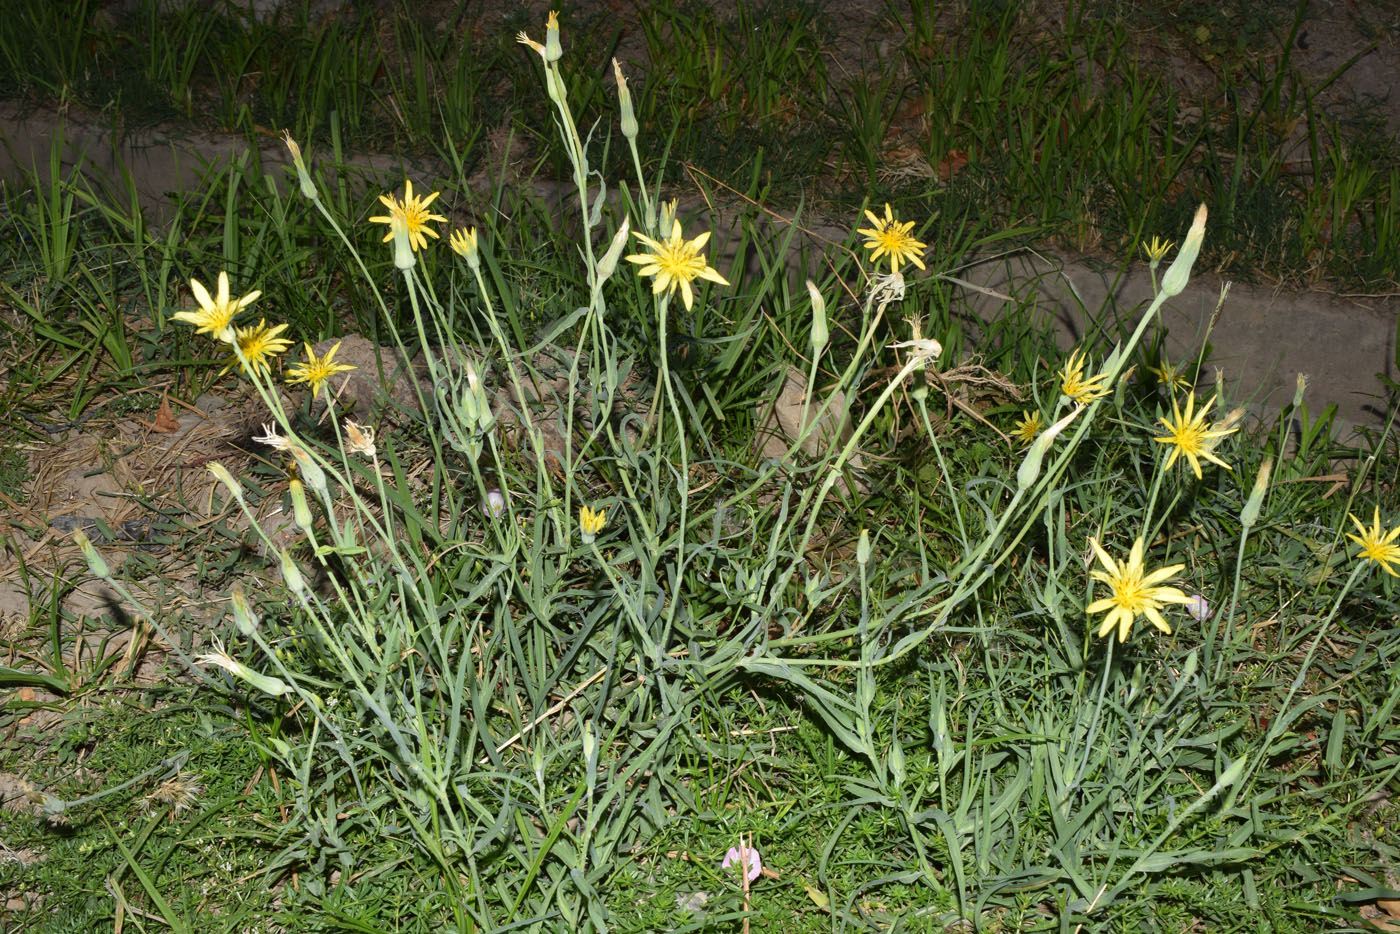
142,773,204,815
856,203,927,274
625,220,730,311
343,419,376,458
1086,537,1192,643
195,638,291,697
171,272,261,344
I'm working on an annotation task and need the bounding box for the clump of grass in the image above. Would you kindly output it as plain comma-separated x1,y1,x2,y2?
2,7,1398,933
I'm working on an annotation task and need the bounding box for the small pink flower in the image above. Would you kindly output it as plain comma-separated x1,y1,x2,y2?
722,844,762,883
482,488,506,518
1185,594,1211,622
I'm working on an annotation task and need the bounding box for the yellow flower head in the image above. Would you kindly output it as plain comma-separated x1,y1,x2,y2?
1142,235,1174,267
369,180,446,253
221,318,292,377
856,203,927,274
287,341,356,400
171,272,262,344
1347,507,1400,577
1059,348,1111,404
625,220,730,311
1013,410,1044,446
579,505,607,543
1153,392,1235,479
1146,357,1192,393
1086,537,1192,643
449,227,479,263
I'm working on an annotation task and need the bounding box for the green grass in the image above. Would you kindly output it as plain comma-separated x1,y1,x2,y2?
0,2,1399,932
0,0,1396,287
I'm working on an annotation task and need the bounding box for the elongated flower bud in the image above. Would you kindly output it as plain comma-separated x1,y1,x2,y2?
72,528,109,579
1240,457,1272,528
544,10,562,62
230,584,259,636
391,216,415,271
289,477,314,537
281,131,318,201
856,529,871,566
596,216,631,283
207,462,245,504
1160,204,1207,297
1016,405,1083,491
613,59,637,140
807,279,828,353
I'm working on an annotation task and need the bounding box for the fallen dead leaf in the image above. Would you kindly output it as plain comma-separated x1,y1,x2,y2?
151,393,181,433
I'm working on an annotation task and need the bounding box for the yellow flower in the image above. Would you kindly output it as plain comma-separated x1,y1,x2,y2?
171,272,262,344
221,319,292,377
625,220,730,311
1347,507,1400,577
287,341,356,400
1059,348,1111,404
579,505,607,543
1013,410,1044,446
449,227,479,263
856,203,927,274
1146,357,1192,393
1086,537,1192,643
1142,235,1174,267
369,180,446,252
1153,393,1235,479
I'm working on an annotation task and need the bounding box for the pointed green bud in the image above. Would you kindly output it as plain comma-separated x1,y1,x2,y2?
72,528,109,579
1016,406,1082,491
230,583,259,637
1240,457,1272,528
613,59,637,140
807,279,828,353
1160,203,1207,297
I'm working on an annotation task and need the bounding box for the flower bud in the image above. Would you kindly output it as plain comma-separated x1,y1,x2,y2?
1240,457,1272,528
281,131,318,201
279,548,306,599
391,216,415,270
888,732,906,790
72,528,109,579
1016,406,1082,491
613,59,638,140
230,584,259,636
807,279,828,353
595,216,631,283
287,443,327,500
289,477,314,537
207,462,245,504
544,10,562,62
856,529,871,566
1160,203,1207,297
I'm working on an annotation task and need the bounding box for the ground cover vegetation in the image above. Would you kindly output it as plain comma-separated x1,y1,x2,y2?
1,1,1399,932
